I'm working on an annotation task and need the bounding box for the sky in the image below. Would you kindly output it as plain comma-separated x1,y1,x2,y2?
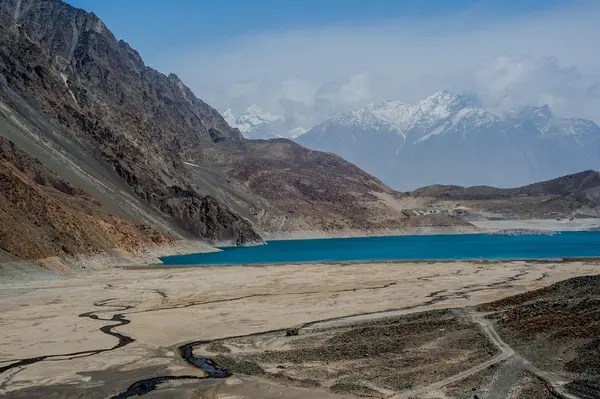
67,0,600,130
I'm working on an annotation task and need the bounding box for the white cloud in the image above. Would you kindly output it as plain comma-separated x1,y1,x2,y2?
161,1,600,127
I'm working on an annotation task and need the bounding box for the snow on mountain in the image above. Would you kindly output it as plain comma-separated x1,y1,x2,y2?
317,91,494,143
296,92,600,190
288,127,308,137
367,91,478,132
223,106,305,139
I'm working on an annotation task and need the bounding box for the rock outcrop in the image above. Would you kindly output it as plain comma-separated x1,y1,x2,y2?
0,0,261,246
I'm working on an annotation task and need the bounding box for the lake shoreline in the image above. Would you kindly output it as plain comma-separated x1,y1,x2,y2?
129,256,600,270
157,231,600,267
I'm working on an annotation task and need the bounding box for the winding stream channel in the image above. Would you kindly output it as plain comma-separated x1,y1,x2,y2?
2,266,558,398
0,298,232,397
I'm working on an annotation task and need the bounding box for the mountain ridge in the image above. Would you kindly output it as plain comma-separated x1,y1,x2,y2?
410,169,600,199
0,0,447,269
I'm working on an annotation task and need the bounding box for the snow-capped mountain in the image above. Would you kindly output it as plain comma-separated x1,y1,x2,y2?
223,106,306,139
296,91,600,190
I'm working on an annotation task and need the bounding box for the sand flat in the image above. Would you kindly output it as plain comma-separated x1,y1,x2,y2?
1,260,600,396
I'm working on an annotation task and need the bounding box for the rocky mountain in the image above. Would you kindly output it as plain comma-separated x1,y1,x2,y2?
0,0,443,268
0,0,261,249
296,91,600,190
411,170,600,219
223,105,306,139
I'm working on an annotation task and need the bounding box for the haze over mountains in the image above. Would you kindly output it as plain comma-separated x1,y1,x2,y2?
294,91,600,190
224,93,600,192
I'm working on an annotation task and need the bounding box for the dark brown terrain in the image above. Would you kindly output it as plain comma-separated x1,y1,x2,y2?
480,274,600,399
185,273,600,398
196,309,497,397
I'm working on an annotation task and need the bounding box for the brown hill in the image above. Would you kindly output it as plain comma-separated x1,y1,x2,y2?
0,136,171,265
410,170,600,218
410,170,600,200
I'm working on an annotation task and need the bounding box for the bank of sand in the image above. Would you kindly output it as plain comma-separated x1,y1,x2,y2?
1,260,600,397
261,218,600,240
471,218,600,232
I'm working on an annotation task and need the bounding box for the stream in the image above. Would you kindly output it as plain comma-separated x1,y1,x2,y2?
110,340,232,398
1,268,532,397
0,298,232,397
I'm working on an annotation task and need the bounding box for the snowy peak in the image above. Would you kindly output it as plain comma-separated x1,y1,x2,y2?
558,117,600,137
509,104,600,137
288,127,308,137
313,91,493,141
323,107,400,134
416,90,477,115
222,106,306,139
297,90,600,190
306,91,600,145
517,104,553,124
222,108,236,124
223,105,282,134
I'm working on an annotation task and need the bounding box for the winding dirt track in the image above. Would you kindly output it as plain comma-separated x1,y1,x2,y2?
390,312,515,399
390,312,579,399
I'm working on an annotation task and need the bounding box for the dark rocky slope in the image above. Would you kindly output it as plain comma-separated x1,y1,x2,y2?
0,1,261,247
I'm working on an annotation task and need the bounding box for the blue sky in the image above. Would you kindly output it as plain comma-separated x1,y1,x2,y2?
65,0,600,126
67,0,574,64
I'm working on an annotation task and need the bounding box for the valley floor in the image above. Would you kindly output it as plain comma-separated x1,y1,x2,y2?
1,260,599,398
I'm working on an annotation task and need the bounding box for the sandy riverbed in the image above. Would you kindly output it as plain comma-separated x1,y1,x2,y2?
1,260,600,397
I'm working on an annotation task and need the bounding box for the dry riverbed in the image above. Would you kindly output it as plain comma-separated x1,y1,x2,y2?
1,260,599,398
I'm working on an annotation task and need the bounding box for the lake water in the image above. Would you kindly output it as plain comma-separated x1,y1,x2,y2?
159,231,600,266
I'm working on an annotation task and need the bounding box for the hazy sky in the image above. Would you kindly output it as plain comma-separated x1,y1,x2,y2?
67,0,600,128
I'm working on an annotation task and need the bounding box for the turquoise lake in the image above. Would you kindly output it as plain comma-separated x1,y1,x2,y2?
159,231,600,266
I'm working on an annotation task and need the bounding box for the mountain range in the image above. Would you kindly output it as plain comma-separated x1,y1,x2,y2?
294,91,600,190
